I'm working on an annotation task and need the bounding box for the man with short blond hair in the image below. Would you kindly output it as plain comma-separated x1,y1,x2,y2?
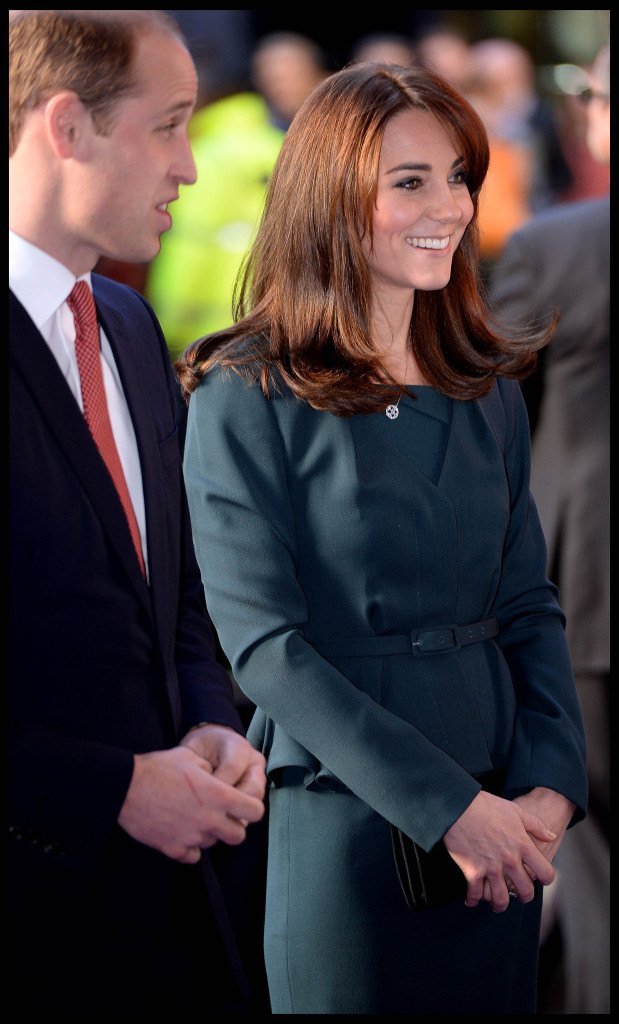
9,9,266,1014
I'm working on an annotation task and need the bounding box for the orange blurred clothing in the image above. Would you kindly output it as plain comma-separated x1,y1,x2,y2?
477,138,532,261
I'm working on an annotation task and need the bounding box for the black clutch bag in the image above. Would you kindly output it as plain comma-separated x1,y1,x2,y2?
390,767,507,912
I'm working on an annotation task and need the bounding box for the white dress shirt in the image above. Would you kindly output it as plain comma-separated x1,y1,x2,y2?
9,230,149,576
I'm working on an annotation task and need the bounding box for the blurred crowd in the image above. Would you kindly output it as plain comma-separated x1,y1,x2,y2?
94,17,609,1015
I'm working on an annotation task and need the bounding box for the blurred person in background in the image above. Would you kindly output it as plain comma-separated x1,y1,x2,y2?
250,31,329,131
465,41,534,272
350,31,416,68
470,38,573,214
489,44,610,1016
467,38,573,273
552,78,611,204
415,26,476,94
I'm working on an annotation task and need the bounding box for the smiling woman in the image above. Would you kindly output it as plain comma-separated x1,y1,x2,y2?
178,61,552,412
176,61,587,1015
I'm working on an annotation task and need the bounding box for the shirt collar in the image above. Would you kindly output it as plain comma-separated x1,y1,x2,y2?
9,230,92,329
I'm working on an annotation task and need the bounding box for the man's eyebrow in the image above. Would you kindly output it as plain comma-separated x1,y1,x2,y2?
158,99,195,117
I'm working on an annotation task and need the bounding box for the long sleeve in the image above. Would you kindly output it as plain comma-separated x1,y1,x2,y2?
492,379,587,816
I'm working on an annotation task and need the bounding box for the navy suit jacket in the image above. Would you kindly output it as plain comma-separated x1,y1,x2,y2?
9,275,248,1006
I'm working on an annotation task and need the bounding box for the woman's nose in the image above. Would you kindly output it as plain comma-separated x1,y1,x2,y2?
425,186,465,223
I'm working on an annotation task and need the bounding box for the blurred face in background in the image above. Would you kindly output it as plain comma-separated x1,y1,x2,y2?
416,31,475,94
584,48,610,165
252,36,327,126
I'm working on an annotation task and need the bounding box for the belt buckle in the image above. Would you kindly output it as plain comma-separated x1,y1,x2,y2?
411,625,460,655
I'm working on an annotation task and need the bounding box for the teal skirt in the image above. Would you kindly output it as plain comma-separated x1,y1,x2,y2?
264,770,543,1014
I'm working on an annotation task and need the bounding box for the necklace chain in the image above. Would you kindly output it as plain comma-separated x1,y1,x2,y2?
385,348,410,421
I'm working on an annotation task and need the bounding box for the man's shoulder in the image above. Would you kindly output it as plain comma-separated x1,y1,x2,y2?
91,273,157,324
91,273,174,395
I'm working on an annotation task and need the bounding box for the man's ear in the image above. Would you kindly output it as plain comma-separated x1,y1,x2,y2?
44,92,88,158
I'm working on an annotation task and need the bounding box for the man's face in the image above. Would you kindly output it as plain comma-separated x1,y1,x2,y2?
67,30,198,273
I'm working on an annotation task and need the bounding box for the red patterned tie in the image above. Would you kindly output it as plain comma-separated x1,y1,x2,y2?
68,281,146,577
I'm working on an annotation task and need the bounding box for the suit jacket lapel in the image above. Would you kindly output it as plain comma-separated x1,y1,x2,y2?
94,291,173,665
9,289,151,612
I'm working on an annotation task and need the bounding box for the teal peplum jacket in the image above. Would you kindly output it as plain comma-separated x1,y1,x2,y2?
183,361,587,1013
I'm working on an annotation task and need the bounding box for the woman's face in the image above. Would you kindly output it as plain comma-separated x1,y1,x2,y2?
363,107,474,304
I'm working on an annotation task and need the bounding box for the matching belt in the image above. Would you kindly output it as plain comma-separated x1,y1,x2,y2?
313,616,499,659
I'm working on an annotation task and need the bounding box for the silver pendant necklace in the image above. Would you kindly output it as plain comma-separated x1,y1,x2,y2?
385,349,409,420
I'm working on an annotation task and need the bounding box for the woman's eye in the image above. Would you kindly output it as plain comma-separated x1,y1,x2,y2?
396,177,421,190
450,169,469,185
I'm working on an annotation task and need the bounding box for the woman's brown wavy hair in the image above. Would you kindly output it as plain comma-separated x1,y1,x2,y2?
177,61,554,414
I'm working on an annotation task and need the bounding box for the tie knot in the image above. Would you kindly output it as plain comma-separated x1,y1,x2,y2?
67,280,97,332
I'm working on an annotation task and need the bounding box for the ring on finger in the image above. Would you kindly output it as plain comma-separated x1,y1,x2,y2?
505,876,518,899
